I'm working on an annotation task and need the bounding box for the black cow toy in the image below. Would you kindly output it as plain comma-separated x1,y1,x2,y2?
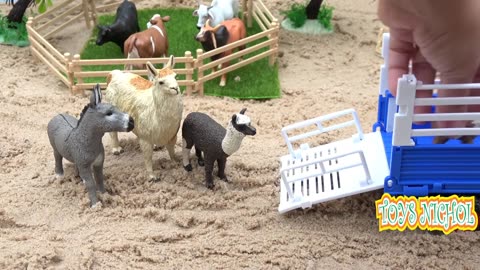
96,0,140,53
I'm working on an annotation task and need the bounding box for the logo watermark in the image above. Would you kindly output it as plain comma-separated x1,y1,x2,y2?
375,194,478,234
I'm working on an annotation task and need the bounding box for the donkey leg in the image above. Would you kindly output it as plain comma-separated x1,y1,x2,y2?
139,139,158,182
204,155,215,189
196,147,204,167
78,166,99,207
217,158,228,182
92,152,106,193
109,132,123,155
53,149,64,180
182,138,193,171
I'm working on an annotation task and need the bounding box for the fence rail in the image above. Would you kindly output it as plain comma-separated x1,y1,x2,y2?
26,0,279,96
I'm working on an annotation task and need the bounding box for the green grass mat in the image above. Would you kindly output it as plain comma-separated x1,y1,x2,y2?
0,16,30,47
80,7,280,99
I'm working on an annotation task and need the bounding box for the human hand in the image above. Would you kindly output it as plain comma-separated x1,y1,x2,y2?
377,0,480,132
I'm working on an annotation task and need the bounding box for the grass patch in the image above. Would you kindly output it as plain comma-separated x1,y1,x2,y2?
281,2,334,30
0,15,30,47
282,3,307,28
318,4,334,31
80,7,280,99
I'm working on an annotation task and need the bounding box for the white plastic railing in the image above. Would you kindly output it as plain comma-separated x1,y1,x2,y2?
280,150,371,203
378,33,397,132
393,74,480,146
281,108,365,159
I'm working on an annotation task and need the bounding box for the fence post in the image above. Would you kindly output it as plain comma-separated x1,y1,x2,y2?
88,0,97,26
392,74,417,146
185,51,193,96
247,0,253,28
82,0,91,29
196,49,204,96
64,53,75,93
242,0,247,21
269,19,279,66
72,54,85,96
26,18,35,59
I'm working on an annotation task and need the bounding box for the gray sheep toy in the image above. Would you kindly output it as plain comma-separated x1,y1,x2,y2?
182,108,256,189
47,84,134,207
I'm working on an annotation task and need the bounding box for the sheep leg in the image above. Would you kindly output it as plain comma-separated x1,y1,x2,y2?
139,139,158,182
166,135,178,162
196,147,204,167
217,158,228,182
204,155,215,189
92,151,106,193
53,149,64,179
78,165,99,207
109,132,124,155
182,138,192,171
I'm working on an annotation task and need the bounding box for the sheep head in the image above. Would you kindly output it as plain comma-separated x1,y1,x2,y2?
146,55,179,95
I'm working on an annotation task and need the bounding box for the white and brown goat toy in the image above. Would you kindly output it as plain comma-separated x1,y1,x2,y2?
105,55,183,182
182,108,256,189
123,14,170,76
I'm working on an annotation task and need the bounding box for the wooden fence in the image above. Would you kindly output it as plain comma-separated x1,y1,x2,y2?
25,0,279,96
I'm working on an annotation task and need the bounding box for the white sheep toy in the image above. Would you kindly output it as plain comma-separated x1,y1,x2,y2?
105,55,183,181
182,108,256,189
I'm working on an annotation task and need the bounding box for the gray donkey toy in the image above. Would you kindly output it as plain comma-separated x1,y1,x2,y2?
47,84,135,207
182,108,256,189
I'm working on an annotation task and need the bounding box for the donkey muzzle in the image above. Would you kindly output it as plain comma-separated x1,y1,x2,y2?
127,116,135,132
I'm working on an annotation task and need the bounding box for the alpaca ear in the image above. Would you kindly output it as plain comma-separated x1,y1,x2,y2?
239,108,247,115
146,62,158,78
165,55,175,69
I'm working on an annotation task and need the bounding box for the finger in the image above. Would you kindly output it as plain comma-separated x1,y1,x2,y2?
467,66,480,113
387,28,415,96
412,50,436,116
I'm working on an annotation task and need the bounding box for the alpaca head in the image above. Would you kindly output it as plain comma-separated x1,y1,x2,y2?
146,55,180,96
231,108,256,136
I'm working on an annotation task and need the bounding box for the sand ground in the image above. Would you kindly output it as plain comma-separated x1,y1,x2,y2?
1,0,480,269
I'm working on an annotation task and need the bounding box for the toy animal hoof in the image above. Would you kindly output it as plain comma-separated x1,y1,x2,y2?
148,175,161,182
112,148,124,155
206,182,215,190
184,164,193,171
90,201,103,209
198,160,205,167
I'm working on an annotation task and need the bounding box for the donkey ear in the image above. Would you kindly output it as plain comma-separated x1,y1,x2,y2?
146,62,158,78
91,83,101,106
165,55,175,69
239,108,247,115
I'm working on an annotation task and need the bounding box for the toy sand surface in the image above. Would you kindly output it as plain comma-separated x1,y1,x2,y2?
281,18,333,35
0,0,477,269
